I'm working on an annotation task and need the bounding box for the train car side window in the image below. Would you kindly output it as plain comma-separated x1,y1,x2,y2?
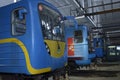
74,30,83,43
12,8,27,36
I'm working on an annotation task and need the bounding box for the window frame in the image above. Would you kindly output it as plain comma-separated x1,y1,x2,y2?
11,7,27,36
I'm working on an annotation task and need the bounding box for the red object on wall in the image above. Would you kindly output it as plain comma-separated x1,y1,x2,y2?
67,38,74,56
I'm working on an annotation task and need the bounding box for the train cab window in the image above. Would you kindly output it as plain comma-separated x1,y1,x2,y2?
74,30,83,43
12,8,27,36
38,4,64,41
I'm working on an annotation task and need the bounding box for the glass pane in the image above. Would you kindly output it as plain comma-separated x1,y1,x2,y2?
74,30,83,43
38,4,64,41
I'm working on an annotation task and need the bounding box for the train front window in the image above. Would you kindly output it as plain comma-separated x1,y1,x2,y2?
74,30,83,43
38,4,64,41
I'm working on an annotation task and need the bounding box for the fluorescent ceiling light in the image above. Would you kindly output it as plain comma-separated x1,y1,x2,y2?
117,46,120,50
75,15,85,19
14,0,17,3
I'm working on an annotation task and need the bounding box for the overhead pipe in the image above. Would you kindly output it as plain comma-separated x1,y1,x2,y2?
73,0,85,12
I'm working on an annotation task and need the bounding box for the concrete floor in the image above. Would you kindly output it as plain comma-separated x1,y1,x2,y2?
69,64,120,80
69,76,120,80
0,64,119,80
0,73,120,80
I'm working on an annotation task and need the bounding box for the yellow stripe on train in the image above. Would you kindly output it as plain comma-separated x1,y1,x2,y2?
0,38,51,74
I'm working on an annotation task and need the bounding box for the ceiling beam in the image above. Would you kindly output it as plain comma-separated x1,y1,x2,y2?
85,8,120,16
57,4,72,9
100,20,120,25
103,28,120,31
92,24,120,29
85,1,120,9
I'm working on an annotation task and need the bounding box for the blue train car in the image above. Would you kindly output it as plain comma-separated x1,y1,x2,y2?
65,17,96,67
92,38,105,63
93,38,120,62
0,0,67,79
106,45,120,61
93,38,104,58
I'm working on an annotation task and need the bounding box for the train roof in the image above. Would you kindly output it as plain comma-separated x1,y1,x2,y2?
0,0,62,18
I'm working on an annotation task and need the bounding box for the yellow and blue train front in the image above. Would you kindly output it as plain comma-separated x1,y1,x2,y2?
0,0,67,75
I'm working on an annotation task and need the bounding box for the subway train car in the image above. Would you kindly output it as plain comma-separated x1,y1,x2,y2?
93,38,120,62
0,0,67,79
93,38,105,63
106,45,120,61
65,16,96,69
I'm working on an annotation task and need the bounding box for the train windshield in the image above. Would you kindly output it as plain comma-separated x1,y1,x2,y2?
74,30,83,43
38,4,64,41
